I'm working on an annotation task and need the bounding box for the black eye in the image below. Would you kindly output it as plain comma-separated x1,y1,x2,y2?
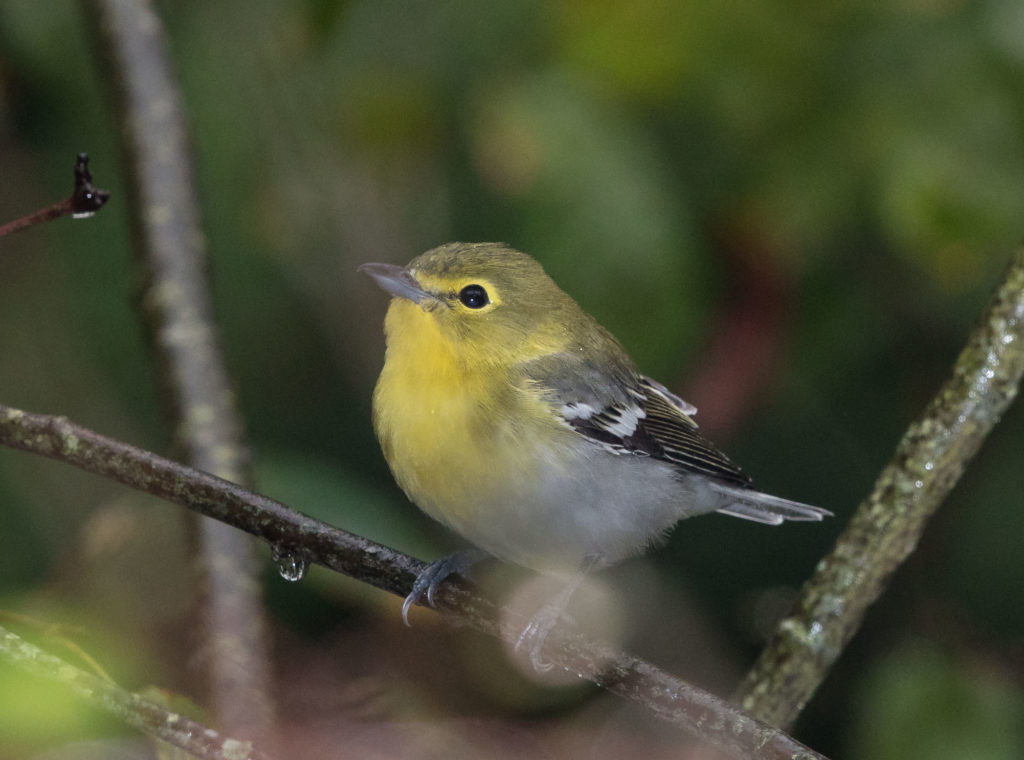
458,284,489,309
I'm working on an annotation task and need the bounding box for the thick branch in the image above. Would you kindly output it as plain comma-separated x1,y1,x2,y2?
0,404,825,760
80,0,272,741
735,248,1024,728
0,625,275,760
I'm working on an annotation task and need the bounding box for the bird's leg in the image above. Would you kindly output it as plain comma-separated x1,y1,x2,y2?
402,548,488,625
514,555,601,672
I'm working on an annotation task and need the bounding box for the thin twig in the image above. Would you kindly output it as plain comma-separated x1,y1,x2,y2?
0,153,109,239
0,403,826,760
735,248,1024,728
0,625,276,760
80,0,273,742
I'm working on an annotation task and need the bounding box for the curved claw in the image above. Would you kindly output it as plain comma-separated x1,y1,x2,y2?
514,609,558,672
401,549,487,626
400,591,419,626
513,568,590,672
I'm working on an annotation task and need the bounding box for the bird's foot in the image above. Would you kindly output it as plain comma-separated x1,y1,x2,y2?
402,549,487,625
514,600,564,672
513,571,588,672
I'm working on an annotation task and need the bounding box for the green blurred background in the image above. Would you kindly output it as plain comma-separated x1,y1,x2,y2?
1,0,1023,757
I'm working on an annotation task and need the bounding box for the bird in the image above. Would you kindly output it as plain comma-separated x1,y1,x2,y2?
360,242,830,669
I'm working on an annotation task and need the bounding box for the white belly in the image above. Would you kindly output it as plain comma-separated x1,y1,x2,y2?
434,437,705,573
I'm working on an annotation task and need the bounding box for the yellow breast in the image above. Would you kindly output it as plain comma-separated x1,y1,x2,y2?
372,299,541,527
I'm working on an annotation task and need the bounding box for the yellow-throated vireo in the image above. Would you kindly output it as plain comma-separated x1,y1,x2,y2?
361,242,830,668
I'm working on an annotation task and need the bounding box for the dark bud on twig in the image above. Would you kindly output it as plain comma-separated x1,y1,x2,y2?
0,152,112,239
70,152,111,218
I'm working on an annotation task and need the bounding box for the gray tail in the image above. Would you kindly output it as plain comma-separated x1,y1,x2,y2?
710,483,832,525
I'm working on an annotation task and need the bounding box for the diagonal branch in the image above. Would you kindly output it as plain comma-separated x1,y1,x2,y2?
735,248,1024,728
0,625,276,760
79,0,273,742
0,403,826,760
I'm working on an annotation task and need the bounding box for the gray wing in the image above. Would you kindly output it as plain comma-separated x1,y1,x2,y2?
522,354,751,487
633,377,751,487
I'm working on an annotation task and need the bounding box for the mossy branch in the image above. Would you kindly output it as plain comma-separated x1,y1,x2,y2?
735,248,1024,728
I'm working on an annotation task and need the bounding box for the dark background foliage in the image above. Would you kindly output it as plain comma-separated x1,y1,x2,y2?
1,1,1022,757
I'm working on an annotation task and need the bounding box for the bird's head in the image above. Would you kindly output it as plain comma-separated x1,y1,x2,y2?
361,242,578,367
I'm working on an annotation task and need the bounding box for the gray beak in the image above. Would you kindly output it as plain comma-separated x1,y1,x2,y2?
359,262,435,305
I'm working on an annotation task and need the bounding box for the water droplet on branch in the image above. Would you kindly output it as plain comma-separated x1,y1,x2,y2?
271,546,308,582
